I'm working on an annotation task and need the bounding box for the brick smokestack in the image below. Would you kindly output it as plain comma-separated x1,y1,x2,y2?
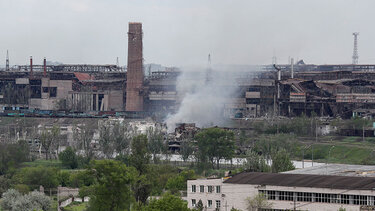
30,56,33,78
125,22,144,111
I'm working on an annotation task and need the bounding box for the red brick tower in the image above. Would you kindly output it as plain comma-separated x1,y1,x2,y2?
126,22,144,111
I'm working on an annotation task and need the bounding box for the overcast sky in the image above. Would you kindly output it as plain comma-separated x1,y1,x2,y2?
0,0,374,67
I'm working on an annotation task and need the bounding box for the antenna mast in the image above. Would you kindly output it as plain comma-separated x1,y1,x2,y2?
352,32,359,64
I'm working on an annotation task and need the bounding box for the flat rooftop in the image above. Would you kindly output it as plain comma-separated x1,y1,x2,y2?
284,164,375,177
224,172,375,190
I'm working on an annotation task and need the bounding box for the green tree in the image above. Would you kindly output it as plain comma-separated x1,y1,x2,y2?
98,122,114,159
0,140,29,175
165,170,196,194
195,128,235,169
1,189,51,211
196,199,204,211
146,126,165,163
88,160,137,211
59,147,78,169
244,150,270,172
146,193,190,211
180,139,194,162
129,135,153,204
12,166,59,190
246,193,273,211
271,149,295,173
130,135,151,175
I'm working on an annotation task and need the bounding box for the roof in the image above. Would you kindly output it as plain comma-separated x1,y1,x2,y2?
74,72,94,84
285,164,375,177
223,172,375,190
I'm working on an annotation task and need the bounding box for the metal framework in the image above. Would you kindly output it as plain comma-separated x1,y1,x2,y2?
15,64,124,72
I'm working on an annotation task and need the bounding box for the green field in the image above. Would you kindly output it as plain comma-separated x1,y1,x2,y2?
295,136,375,165
22,159,64,169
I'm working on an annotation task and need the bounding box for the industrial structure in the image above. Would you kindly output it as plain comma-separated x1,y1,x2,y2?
0,24,375,123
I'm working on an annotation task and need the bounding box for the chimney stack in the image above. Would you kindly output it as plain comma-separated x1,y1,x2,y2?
43,57,47,77
30,56,33,78
125,22,144,111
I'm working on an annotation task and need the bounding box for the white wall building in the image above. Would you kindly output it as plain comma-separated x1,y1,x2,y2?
187,172,375,211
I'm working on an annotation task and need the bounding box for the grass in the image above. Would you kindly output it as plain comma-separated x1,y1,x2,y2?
62,202,88,211
21,159,64,169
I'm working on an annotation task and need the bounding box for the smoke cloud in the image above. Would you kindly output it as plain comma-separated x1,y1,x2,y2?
164,66,239,132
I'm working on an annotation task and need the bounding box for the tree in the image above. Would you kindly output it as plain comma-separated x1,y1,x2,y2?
40,125,60,160
196,199,204,211
195,128,235,169
165,170,196,194
130,135,151,175
271,149,295,173
73,123,96,162
246,193,272,211
180,139,194,162
1,189,51,211
0,140,29,175
98,121,114,158
12,166,59,190
244,150,270,172
59,147,78,169
113,121,136,157
146,126,165,163
146,193,190,211
87,160,137,211
129,135,152,204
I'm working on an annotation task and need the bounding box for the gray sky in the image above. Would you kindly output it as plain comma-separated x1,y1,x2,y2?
0,0,374,67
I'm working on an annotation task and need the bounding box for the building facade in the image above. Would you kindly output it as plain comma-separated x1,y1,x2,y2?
187,172,375,211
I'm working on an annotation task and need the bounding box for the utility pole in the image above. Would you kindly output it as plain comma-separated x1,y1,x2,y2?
352,32,359,64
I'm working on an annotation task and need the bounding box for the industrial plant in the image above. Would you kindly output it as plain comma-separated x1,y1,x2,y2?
0,24,373,128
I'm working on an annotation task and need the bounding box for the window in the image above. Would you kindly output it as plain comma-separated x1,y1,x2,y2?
49,87,57,97
207,200,212,208
216,200,221,208
208,186,213,193
200,185,204,193
191,185,196,193
216,186,221,193
191,199,196,207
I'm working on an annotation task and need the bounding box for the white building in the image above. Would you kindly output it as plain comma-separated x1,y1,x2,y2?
187,172,375,211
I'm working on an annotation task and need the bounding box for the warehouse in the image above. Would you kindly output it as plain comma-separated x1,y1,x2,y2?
187,172,375,211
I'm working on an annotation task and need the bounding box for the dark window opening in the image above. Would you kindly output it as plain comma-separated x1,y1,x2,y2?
49,87,57,98
42,87,49,93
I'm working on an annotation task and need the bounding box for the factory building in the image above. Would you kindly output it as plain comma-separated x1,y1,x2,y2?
187,172,375,211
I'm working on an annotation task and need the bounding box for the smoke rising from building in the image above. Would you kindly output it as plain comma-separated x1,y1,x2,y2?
164,66,239,132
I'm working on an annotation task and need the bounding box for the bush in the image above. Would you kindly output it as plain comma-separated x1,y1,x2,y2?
1,189,51,211
12,166,59,190
59,147,78,169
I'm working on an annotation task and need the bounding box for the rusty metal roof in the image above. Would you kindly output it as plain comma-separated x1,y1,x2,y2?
223,172,375,190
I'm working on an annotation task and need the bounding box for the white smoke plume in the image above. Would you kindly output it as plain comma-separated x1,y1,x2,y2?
164,66,240,132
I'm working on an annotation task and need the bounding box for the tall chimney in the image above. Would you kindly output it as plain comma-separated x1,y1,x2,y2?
30,56,33,78
291,58,294,79
125,22,144,111
43,57,47,77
